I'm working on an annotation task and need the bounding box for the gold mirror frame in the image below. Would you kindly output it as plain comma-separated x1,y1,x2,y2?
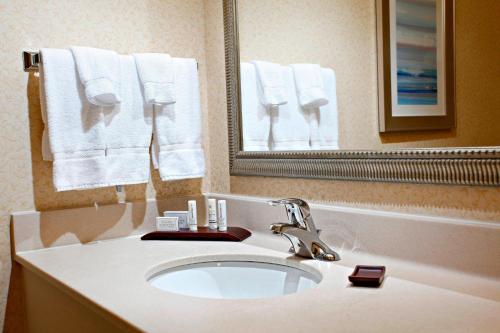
223,0,500,186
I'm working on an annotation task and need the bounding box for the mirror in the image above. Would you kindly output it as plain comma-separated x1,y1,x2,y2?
236,0,499,151
223,0,500,186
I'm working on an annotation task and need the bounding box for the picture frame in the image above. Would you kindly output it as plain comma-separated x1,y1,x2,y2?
377,0,455,132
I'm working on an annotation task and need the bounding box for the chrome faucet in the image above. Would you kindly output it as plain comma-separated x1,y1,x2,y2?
268,198,340,261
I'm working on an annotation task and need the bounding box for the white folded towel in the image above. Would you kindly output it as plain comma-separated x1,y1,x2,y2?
152,58,205,180
251,60,287,107
40,48,108,191
270,66,310,151
133,53,176,105
290,64,329,108
240,62,270,151
70,46,121,106
309,68,339,150
103,55,153,185
40,50,153,191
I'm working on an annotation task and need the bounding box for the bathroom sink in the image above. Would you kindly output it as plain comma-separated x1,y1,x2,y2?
148,260,321,299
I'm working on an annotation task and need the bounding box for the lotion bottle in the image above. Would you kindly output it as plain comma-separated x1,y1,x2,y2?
208,199,218,230
217,200,227,231
188,200,198,231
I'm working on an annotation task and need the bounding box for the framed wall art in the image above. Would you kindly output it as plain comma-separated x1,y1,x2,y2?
377,0,455,132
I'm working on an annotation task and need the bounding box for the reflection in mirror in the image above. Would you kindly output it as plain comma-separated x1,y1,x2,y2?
237,0,500,152
241,61,338,152
239,0,345,152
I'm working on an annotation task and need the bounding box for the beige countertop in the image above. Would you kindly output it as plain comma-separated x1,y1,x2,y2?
15,232,500,333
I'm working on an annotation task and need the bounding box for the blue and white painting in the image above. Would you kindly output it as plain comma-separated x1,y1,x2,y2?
396,0,438,105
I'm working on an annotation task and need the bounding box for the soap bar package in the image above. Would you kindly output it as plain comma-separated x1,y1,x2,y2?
156,216,179,231
164,211,189,229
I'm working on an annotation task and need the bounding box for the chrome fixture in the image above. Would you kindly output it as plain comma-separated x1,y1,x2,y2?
268,198,340,261
23,51,40,72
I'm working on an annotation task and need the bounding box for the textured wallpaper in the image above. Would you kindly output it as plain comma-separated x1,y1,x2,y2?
237,0,500,149
0,0,209,330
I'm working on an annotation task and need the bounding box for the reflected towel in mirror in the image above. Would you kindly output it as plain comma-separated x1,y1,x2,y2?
270,66,310,151
308,68,339,150
290,64,329,108
251,60,288,107
240,62,271,151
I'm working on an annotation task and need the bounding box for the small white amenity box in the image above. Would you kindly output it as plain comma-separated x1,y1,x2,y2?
156,216,179,231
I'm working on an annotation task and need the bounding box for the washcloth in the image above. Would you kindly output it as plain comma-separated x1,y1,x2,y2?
240,62,271,151
40,48,108,191
152,58,205,180
309,68,339,150
70,46,121,106
133,53,176,105
290,64,329,108
103,55,153,185
251,60,287,107
270,66,310,151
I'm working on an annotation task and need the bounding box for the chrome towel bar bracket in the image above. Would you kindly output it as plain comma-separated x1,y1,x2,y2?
23,51,40,72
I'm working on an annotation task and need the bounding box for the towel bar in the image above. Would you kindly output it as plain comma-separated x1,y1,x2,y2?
23,50,199,72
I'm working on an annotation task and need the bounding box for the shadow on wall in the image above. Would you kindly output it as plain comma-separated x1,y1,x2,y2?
4,263,25,333
23,72,205,246
26,72,203,212
4,217,25,333
26,72,123,211
21,71,205,241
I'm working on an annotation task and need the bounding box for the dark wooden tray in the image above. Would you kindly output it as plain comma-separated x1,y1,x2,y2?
141,227,251,242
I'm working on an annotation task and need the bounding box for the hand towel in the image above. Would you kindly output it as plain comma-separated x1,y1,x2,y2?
153,58,205,180
251,60,287,107
133,53,176,105
290,64,329,108
103,55,153,185
40,48,108,191
70,46,121,106
240,62,270,151
270,66,310,151
309,68,339,150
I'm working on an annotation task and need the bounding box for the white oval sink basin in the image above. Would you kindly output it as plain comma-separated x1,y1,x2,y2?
148,260,321,299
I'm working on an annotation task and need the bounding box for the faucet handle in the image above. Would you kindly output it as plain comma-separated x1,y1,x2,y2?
267,198,309,208
267,198,309,228
267,198,308,207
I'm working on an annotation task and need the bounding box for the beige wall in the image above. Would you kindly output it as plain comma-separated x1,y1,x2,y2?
204,0,500,219
0,0,210,330
238,0,500,149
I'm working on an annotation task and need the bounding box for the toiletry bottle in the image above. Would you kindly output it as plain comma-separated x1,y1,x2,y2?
208,199,218,230
188,200,198,231
217,200,227,231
